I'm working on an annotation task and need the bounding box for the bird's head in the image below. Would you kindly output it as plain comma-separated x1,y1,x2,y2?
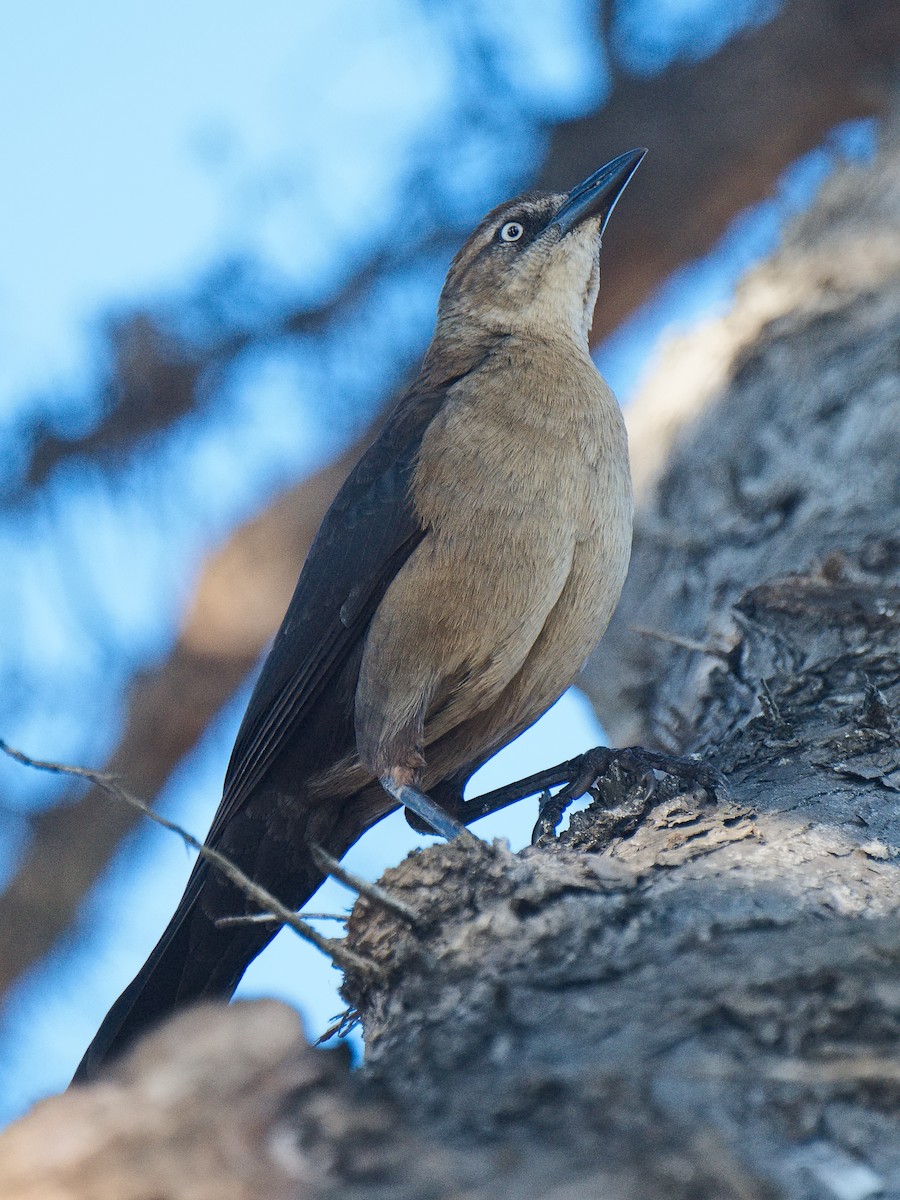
436,148,646,350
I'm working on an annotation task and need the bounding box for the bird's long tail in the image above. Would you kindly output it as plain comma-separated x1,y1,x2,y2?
71,820,335,1084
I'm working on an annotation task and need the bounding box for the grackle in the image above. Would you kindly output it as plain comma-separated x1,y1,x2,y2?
75,148,646,1080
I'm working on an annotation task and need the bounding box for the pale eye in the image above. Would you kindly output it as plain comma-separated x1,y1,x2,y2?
499,221,524,243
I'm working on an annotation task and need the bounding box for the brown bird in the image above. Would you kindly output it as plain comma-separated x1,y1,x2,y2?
74,147,646,1081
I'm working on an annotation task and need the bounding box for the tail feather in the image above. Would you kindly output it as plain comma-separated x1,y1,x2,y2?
73,633,385,1084
72,898,222,1084
72,845,327,1083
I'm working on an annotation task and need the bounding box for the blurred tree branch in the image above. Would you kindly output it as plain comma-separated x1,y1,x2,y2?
1,0,898,1001
13,0,899,496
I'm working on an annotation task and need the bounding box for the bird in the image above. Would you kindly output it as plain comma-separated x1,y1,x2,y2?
74,147,646,1082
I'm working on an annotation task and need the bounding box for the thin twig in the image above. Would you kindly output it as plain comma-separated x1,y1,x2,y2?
216,911,348,929
315,1007,361,1045
630,624,733,662
764,1056,900,1085
690,1052,900,1086
0,739,381,981
310,843,422,929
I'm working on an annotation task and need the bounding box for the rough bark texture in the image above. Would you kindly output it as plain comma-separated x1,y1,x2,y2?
3,111,898,1200
581,110,900,752
4,0,899,1004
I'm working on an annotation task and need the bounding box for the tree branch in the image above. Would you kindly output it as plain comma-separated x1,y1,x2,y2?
580,103,900,748
0,740,379,981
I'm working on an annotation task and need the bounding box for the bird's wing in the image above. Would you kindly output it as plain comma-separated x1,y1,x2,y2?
206,379,454,842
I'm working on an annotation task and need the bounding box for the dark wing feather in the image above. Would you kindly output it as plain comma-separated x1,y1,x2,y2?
206,381,449,841
73,346,502,1083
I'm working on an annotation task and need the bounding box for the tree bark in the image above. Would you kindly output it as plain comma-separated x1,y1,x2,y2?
4,91,898,1200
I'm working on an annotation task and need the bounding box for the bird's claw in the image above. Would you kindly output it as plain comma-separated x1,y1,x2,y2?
621,748,730,802
530,745,727,846
531,789,568,845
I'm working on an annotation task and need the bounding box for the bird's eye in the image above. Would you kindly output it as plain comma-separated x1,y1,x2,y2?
499,221,524,243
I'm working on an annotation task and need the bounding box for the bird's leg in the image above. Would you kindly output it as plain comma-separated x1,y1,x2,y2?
416,747,728,840
402,756,597,835
381,768,479,844
457,754,609,827
402,760,577,835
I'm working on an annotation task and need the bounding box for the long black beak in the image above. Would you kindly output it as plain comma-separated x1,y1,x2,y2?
550,148,647,238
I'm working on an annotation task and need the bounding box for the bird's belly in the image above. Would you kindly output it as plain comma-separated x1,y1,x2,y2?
445,430,628,676
419,466,632,787
532,525,631,690
357,392,632,782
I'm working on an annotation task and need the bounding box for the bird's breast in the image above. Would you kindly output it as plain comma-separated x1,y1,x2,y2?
413,348,631,569
411,347,632,662
354,348,632,779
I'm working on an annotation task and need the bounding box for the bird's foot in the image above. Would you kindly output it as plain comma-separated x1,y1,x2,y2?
397,748,725,846
531,788,575,845
381,774,480,844
530,745,728,845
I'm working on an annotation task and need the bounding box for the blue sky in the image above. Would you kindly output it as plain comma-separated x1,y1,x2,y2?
0,0,601,413
0,0,876,1125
